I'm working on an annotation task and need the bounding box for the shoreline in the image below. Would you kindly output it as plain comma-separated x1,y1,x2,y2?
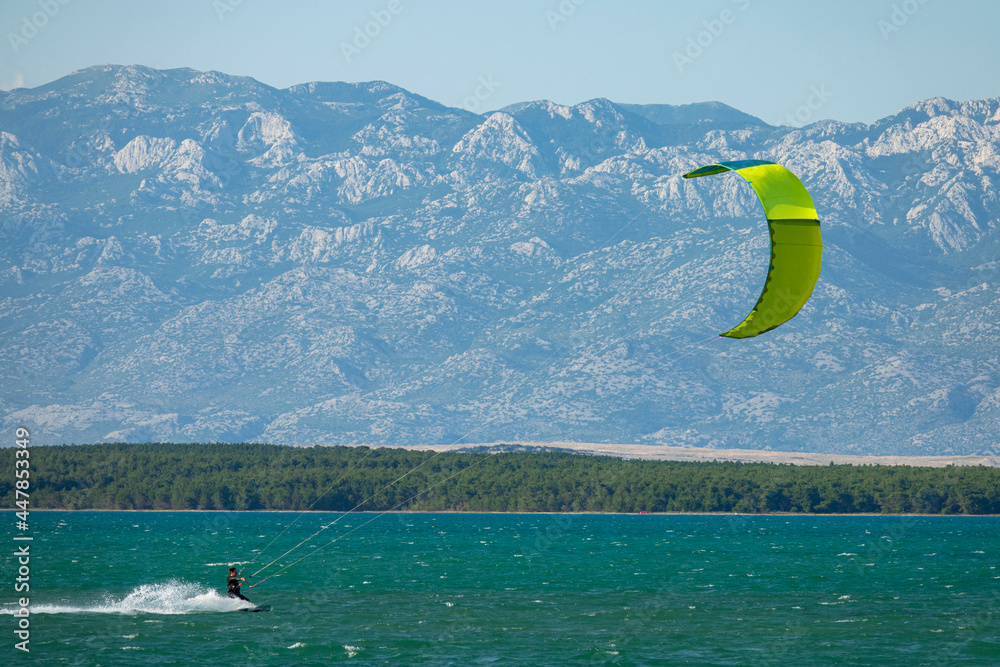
22,508,1000,517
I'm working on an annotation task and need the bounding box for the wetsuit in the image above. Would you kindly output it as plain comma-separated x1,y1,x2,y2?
227,575,251,602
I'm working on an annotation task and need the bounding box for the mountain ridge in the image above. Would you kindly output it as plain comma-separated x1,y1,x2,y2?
2,65,999,456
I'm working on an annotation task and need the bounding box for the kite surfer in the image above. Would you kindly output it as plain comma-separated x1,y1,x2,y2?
227,567,252,602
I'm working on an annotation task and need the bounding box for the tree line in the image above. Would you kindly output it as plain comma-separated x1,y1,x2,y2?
3,442,1000,514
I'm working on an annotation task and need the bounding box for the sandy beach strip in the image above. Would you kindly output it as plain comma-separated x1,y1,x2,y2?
390,441,1000,468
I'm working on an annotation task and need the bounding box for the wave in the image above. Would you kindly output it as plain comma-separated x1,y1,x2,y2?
204,561,252,567
0,581,251,615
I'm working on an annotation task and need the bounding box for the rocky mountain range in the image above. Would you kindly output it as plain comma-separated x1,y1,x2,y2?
2,64,999,456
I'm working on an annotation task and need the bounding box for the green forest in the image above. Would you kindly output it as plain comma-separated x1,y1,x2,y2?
4,442,1000,514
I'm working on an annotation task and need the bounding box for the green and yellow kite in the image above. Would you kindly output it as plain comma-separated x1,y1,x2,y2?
683,159,823,338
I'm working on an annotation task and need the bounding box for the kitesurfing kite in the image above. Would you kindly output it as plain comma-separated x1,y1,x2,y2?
682,159,822,338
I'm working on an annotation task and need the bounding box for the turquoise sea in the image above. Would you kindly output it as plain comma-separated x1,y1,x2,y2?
3,512,1000,665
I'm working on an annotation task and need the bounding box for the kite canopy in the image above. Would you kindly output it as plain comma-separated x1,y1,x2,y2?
682,159,822,338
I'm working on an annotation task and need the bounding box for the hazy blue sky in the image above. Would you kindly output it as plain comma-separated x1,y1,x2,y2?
1,0,997,124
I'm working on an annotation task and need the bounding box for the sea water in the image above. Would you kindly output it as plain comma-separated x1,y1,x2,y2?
2,512,999,665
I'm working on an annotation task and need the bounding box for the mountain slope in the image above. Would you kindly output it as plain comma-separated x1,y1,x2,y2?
2,65,999,455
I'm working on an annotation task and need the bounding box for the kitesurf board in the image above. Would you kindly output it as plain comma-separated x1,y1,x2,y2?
237,605,271,613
